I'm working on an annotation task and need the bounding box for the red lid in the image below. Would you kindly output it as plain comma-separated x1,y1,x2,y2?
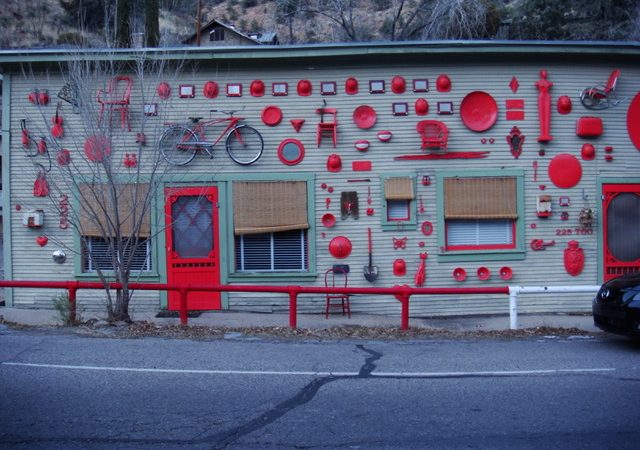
261,106,282,126
548,153,582,188
436,74,451,92
203,81,219,99
329,236,352,259
353,105,377,129
345,77,358,95
391,76,406,94
250,80,265,97
297,79,312,96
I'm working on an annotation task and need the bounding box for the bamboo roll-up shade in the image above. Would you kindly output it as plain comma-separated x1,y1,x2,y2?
79,183,151,237
444,177,517,219
233,181,309,235
384,177,415,200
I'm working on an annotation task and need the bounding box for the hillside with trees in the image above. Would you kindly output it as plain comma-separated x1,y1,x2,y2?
0,0,638,49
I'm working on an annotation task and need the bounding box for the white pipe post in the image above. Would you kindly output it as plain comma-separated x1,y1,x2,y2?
509,286,519,330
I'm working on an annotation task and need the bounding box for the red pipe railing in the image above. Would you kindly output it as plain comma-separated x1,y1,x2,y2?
0,280,509,330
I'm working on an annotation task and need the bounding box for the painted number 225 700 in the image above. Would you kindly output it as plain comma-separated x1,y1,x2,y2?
556,228,593,235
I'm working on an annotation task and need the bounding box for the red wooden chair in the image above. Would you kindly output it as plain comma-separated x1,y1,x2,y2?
316,107,338,148
580,69,622,110
97,75,133,130
416,120,448,151
324,266,350,318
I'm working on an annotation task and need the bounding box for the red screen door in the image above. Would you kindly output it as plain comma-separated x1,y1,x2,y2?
602,183,640,281
165,186,221,310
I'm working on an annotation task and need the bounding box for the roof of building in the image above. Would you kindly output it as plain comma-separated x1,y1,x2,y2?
182,18,261,46
0,40,638,68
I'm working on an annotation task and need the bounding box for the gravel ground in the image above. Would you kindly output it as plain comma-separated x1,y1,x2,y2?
1,317,598,340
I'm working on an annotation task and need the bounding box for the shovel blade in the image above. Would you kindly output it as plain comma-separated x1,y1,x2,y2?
364,265,379,282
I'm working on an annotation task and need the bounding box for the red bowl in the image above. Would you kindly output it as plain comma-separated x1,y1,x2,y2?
261,106,282,126
499,266,513,280
321,213,336,228
353,105,377,129
453,268,467,282
477,266,491,281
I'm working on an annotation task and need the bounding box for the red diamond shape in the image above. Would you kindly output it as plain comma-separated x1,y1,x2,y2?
510,77,519,93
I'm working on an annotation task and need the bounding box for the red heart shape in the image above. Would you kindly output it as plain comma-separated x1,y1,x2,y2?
36,236,48,247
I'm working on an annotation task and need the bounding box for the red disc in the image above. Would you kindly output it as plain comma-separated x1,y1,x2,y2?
329,236,352,258
627,92,640,150
548,153,582,189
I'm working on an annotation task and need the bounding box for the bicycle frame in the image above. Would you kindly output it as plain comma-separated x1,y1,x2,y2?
192,116,242,152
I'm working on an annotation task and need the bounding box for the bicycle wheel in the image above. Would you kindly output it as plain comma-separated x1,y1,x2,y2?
225,125,264,165
159,125,198,166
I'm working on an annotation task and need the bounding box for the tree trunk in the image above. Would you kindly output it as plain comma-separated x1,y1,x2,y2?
145,0,160,47
116,0,131,48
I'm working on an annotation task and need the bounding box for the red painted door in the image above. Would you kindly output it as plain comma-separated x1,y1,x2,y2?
602,183,640,281
165,186,221,310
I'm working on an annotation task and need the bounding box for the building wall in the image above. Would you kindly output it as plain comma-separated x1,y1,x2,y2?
4,46,640,316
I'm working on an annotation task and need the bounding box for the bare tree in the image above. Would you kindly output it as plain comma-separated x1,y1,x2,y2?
21,51,185,322
421,0,501,40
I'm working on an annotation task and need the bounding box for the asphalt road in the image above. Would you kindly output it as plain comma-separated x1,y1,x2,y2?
1,325,639,449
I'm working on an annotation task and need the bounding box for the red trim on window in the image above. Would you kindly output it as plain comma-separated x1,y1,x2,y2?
444,220,516,251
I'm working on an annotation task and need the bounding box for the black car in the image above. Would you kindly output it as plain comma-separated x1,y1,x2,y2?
593,273,640,339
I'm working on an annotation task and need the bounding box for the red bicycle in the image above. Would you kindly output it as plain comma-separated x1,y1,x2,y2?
158,109,264,166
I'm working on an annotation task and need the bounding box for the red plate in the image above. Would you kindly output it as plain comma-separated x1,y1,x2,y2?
261,106,282,126
548,153,582,189
460,91,498,132
329,236,352,259
627,92,640,150
353,105,377,129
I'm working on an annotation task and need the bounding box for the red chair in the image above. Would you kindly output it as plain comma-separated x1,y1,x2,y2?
316,107,338,148
416,120,448,151
580,69,622,110
97,75,133,130
325,266,350,318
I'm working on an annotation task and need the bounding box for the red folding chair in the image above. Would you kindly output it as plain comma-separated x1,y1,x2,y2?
324,267,350,318
97,75,133,130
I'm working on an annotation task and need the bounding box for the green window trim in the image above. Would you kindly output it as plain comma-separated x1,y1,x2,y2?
436,169,526,263
380,172,417,232
223,173,317,281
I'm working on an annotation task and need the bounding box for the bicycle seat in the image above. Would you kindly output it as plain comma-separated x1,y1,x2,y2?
188,117,203,123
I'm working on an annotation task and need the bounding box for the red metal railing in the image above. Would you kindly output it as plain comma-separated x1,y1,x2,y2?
0,280,509,330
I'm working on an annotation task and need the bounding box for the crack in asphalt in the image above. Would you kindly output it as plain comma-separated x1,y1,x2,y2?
208,344,382,449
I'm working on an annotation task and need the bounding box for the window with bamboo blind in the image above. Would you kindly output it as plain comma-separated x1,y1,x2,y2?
233,180,309,273
443,176,517,250
78,183,152,272
383,176,415,225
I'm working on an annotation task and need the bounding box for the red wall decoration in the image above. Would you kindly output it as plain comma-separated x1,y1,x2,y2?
535,69,553,142
564,240,584,276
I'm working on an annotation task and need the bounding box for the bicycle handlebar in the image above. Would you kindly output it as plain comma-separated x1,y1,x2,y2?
210,108,244,117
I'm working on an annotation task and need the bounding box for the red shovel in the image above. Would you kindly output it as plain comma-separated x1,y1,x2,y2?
364,227,379,282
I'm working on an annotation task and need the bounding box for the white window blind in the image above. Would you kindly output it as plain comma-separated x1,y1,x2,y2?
235,229,308,272
387,200,410,220
447,219,514,246
83,237,152,272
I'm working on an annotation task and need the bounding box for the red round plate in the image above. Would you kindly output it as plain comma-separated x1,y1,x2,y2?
329,236,352,259
548,153,582,189
460,91,498,132
261,106,282,126
353,105,377,129
627,92,640,150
